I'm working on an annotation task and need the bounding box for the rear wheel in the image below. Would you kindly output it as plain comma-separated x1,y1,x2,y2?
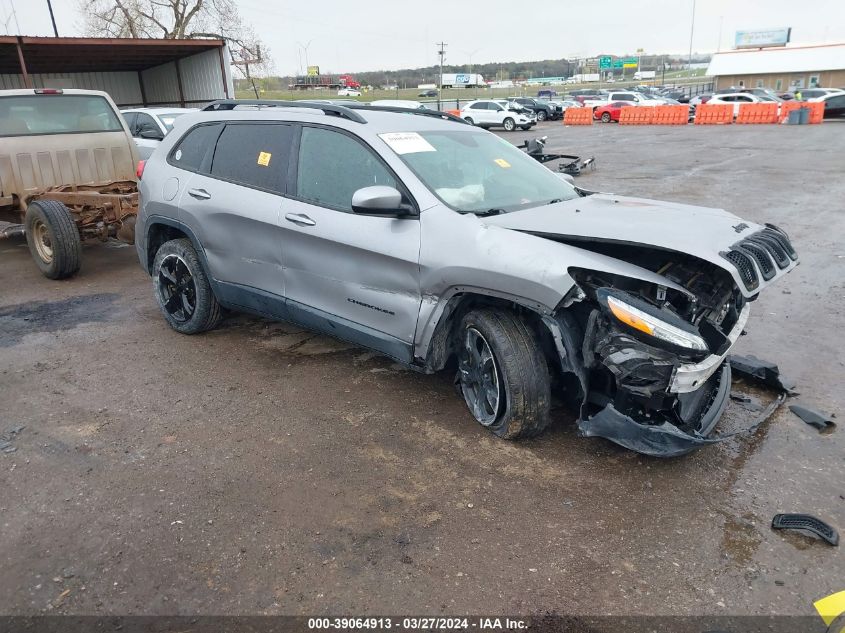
152,238,221,334
601,112,611,123
24,199,82,279
502,117,515,132
457,309,551,439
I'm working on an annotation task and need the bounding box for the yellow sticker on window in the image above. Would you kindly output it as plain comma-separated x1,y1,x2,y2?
494,158,511,168
257,151,272,167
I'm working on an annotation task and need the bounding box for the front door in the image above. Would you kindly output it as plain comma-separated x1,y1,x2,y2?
280,124,422,360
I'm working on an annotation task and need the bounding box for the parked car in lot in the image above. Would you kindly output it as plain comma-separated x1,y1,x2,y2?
370,100,433,110
337,88,362,97
460,99,535,131
707,92,764,117
689,93,713,106
121,107,197,159
593,101,628,122
507,96,557,121
0,88,139,278
418,89,438,98
813,91,845,118
135,98,798,457
544,98,582,115
795,88,843,100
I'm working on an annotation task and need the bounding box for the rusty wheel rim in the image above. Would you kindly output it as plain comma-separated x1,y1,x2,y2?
32,219,53,264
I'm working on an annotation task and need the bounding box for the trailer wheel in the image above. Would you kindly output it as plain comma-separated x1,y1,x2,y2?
24,200,82,279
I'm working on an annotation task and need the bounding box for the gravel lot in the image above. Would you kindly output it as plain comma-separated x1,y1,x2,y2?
0,122,842,620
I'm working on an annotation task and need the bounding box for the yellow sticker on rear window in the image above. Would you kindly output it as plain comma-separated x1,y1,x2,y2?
494,158,511,168
257,151,272,167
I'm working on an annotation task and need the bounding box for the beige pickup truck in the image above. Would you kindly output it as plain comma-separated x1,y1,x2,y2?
0,88,139,278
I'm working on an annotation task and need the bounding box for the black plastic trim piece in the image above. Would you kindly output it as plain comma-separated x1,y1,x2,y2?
202,99,368,123
772,514,839,546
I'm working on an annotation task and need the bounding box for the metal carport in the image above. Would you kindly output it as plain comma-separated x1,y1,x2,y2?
0,36,232,107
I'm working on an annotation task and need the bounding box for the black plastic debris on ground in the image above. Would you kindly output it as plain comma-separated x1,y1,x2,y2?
772,513,840,546
0,425,24,454
789,404,836,431
729,354,798,395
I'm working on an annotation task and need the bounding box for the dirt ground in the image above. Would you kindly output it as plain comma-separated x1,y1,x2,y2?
0,122,843,621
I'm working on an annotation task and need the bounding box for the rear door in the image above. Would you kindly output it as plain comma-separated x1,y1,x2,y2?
279,124,421,359
176,121,293,310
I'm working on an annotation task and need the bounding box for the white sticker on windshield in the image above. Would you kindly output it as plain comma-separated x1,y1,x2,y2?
378,132,436,155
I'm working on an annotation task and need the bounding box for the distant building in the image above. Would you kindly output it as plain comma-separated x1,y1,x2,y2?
707,43,845,92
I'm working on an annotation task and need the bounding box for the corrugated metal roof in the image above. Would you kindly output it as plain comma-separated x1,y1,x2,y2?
707,43,845,76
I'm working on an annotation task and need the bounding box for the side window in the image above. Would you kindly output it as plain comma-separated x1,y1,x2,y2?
827,96,845,107
135,113,160,138
210,123,292,194
170,123,223,173
296,126,397,212
617,94,635,101
469,102,486,110
122,112,137,133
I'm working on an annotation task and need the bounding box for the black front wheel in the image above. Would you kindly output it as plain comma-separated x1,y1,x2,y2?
152,238,221,334
536,110,548,121
457,309,551,439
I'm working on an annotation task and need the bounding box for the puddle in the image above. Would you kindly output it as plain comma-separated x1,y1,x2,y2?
0,293,119,347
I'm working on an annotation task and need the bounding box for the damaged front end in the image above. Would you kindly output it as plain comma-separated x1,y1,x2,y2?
545,257,756,457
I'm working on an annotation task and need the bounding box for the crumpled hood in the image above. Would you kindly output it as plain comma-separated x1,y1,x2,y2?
482,193,793,297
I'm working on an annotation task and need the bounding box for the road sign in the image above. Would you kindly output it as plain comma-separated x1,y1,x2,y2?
622,57,637,68
599,56,612,70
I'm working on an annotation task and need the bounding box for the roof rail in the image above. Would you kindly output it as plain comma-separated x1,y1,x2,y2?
201,99,367,124
344,103,470,125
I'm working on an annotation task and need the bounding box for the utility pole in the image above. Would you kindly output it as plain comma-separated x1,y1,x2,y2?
436,41,447,110
46,0,58,36
687,0,696,78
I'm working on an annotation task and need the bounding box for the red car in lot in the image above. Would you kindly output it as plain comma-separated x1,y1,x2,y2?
593,101,630,123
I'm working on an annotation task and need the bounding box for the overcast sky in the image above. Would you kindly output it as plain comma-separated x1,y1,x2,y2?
3,0,845,74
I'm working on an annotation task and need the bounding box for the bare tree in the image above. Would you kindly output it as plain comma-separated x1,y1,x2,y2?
79,0,272,81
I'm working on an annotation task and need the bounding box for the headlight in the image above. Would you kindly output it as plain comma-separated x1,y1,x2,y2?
601,292,708,353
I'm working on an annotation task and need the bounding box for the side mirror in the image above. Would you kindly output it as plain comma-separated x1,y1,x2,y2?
139,128,164,140
351,186,415,217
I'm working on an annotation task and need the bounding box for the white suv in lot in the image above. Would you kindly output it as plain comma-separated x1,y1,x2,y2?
707,92,765,117
460,99,535,131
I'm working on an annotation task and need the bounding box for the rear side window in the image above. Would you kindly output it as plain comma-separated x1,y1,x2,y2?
170,123,222,172
296,126,397,211
0,95,123,136
210,123,292,194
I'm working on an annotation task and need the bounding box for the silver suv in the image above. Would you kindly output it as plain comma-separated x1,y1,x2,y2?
135,100,798,457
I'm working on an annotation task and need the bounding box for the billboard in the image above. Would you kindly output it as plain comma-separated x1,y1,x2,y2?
734,28,791,49
307,65,320,76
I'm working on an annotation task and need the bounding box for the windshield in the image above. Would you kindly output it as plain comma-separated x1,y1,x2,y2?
0,95,123,136
160,112,188,131
379,129,579,214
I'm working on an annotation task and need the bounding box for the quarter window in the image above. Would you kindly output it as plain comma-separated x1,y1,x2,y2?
296,126,397,212
210,123,292,194
170,123,222,172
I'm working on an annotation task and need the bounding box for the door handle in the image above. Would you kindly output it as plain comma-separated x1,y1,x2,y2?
187,188,211,200
285,213,316,227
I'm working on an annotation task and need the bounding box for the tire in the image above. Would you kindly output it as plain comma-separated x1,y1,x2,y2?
536,110,548,121
502,117,515,132
464,117,475,125
457,309,551,440
24,199,82,279
152,238,221,334
601,112,611,123
520,125,532,130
